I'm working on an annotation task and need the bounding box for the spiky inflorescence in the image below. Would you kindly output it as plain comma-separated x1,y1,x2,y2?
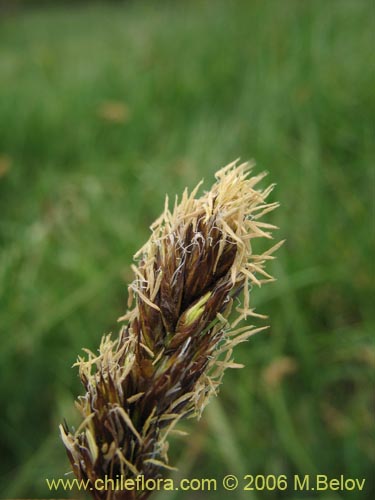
60,160,283,500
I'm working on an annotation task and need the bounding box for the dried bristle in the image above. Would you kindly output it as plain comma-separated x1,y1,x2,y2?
60,160,283,500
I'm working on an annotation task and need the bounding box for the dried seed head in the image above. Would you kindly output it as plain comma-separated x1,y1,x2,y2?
60,160,282,500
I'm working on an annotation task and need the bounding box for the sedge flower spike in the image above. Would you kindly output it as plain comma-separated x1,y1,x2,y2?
60,160,283,500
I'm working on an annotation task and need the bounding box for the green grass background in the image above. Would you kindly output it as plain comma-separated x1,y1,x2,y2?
0,0,373,498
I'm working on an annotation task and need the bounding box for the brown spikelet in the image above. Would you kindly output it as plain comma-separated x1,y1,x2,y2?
60,160,283,499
